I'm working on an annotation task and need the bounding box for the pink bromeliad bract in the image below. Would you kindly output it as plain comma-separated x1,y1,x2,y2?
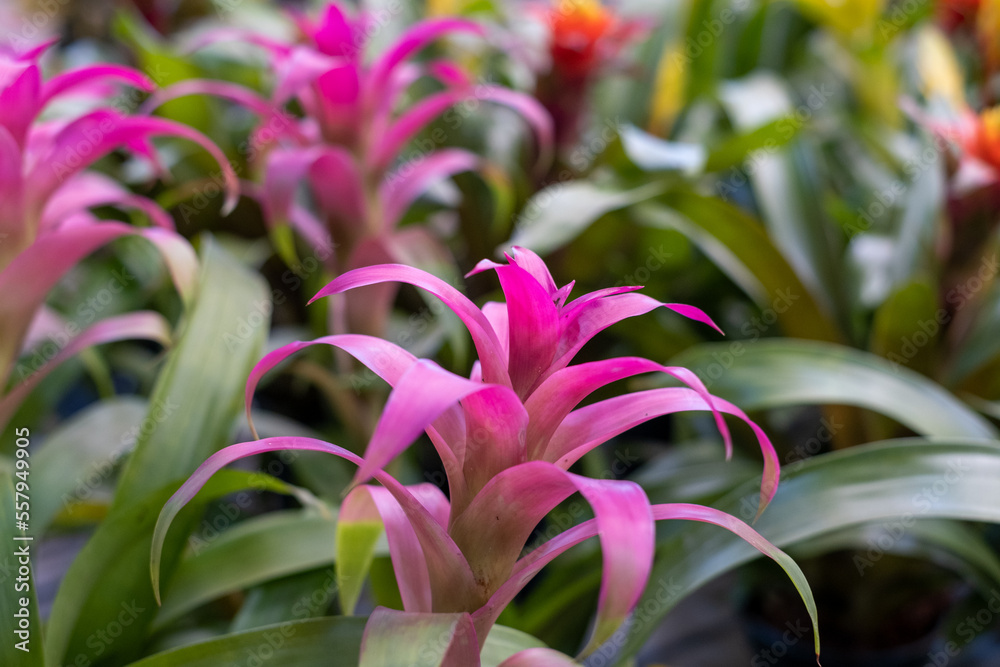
152,247,818,665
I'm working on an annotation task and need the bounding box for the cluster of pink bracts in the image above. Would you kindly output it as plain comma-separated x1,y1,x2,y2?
1,4,826,665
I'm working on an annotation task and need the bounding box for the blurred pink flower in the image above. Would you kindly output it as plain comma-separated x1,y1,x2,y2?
0,41,237,427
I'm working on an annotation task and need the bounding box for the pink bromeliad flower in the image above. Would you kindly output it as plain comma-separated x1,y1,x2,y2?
152,247,818,664
145,3,553,336
0,41,237,428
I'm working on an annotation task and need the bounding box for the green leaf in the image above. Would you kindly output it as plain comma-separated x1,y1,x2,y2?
359,609,479,667
126,617,367,667
786,0,885,38
869,281,939,378
614,438,1000,662
44,470,296,667
630,445,761,506
718,74,847,329
682,0,725,100
0,468,44,666
337,520,384,615
45,238,270,667
114,237,268,505
634,197,838,341
478,626,549,666
888,152,943,288
672,339,997,439
704,116,803,173
125,617,546,667
229,568,339,632
112,10,211,130
154,510,339,631
946,266,1000,388
789,519,1000,593
508,182,666,256
619,125,706,174
32,398,148,533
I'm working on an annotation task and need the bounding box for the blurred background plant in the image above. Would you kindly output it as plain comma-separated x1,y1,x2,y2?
6,0,1000,665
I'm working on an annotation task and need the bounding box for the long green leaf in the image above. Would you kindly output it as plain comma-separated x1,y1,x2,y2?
113,238,269,505
124,618,546,667
32,398,148,533
614,438,1000,662
337,520,384,616
634,198,838,341
44,469,297,667
45,238,270,667
127,617,367,667
718,74,847,329
946,271,1000,388
789,519,1000,593
672,339,997,438
154,510,339,630
508,182,666,256
359,609,479,667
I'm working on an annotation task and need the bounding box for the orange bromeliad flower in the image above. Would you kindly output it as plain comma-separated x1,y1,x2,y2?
547,0,618,80
534,0,644,153
971,107,1000,170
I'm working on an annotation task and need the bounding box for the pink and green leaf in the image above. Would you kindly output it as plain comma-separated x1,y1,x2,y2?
546,388,780,518
359,607,480,667
0,312,171,429
311,265,509,387
450,462,653,649
151,436,479,612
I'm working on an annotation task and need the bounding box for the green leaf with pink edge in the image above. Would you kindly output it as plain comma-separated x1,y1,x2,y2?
359,608,480,667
